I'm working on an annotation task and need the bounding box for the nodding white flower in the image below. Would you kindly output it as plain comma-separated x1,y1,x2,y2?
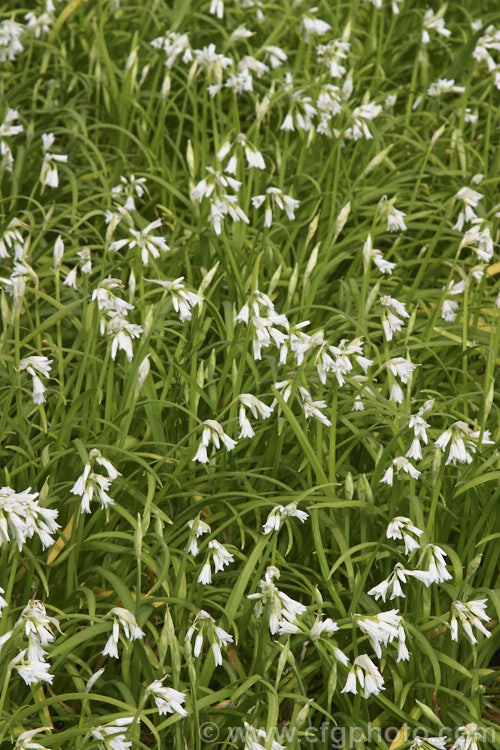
453,187,483,230
380,295,410,341
217,133,265,172
435,420,493,465
428,79,465,97
91,716,136,750
0,218,26,259
238,393,273,438
248,566,307,634
368,563,411,601
450,723,482,750
19,356,52,404
262,45,288,68
296,386,331,426
422,8,451,45
0,108,23,171
111,174,148,211
459,224,494,262
193,43,233,79
17,600,60,648
193,419,237,463
316,38,350,78
252,187,299,227
110,219,169,266
344,102,382,141
106,314,143,362
14,727,54,750
441,279,466,322
450,599,491,644
25,6,54,38
187,516,211,555
71,449,121,514
309,616,339,641
341,654,385,697
0,20,25,63
92,278,134,317
10,649,54,686
146,677,188,716
197,539,234,584
102,607,144,659
262,502,309,534
77,247,92,274
40,133,68,188
312,337,372,387
381,456,420,486
301,11,331,42
407,544,452,585
378,195,407,233
185,610,233,667
150,31,193,69
386,516,423,555
410,737,448,750
0,485,59,551
242,722,286,750
354,610,403,659
386,357,417,384
0,586,7,613
148,277,202,321
234,290,289,361
363,235,396,275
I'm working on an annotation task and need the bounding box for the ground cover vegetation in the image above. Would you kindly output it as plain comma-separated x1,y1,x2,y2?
0,0,499,748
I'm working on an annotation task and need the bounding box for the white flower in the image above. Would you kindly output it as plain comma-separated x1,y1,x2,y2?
102,608,144,659
247,566,307,634
301,12,331,42
40,133,68,188
386,357,417,384
14,727,54,750
317,38,350,78
380,295,410,341
193,419,237,463
386,516,423,555
148,277,201,321
381,456,420,486
91,717,135,750
428,79,465,97
368,564,410,601
187,516,211,555
408,544,452,585
298,386,331,426
252,187,299,227
435,420,493,465
450,723,482,750
197,539,234,584
454,186,483,230
146,677,188,716
10,649,54,685
19,356,53,404
363,234,396,275
378,195,407,232
110,219,169,266
243,722,285,750
17,600,59,647
341,654,385,697
450,599,491,644
238,393,273,438
344,103,382,141
410,737,448,750
262,502,309,534
0,486,59,551
422,9,451,45
71,449,121,513
355,609,403,658
186,610,233,667
309,616,339,641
